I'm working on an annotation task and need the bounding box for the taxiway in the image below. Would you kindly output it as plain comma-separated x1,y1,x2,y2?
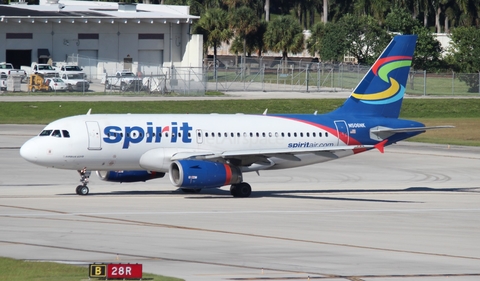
1,125,480,281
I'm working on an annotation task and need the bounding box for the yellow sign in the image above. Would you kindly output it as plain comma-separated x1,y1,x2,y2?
89,264,106,278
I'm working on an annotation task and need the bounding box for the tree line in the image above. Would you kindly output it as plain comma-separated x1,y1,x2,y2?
24,0,480,90
172,0,478,90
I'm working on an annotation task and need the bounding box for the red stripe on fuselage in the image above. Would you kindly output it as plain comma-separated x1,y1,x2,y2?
272,116,361,146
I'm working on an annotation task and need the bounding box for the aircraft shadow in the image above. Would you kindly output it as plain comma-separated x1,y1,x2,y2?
57,186,479,203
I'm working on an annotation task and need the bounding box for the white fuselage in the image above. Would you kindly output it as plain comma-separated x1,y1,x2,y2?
20,113,357,172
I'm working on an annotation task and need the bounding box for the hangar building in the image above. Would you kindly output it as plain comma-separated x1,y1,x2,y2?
0,0,202,79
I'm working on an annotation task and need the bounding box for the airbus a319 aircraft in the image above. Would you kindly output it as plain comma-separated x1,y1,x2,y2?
20,35,449,197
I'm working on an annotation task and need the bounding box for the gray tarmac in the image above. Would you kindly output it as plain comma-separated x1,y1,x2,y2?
1,123,480,281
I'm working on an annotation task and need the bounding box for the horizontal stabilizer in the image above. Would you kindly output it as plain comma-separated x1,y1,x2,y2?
371,125,454,134
370,125,454,141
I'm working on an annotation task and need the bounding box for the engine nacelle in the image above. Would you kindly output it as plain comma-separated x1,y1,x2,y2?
169,160,242,189
96,170,165,183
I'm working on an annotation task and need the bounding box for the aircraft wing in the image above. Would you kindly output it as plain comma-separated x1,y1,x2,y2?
170,144,378,169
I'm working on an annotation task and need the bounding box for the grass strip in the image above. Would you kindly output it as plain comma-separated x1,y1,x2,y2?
1,98,479,146
0,257,183,281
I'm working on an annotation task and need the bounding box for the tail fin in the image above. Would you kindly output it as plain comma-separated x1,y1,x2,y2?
332,35,418,118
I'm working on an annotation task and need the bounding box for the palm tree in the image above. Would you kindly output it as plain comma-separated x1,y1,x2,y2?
263,15,304,71
456,0,480,27
265,0,270,21
322,0,328,23
306,22,326,56
229,6,259,77
353,0,391,23
192,8,232,76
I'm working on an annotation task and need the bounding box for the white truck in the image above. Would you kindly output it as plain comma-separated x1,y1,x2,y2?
60,73,90,91
0,62,26,80
21,63,59,79
101,70,143,91
58,65,90,91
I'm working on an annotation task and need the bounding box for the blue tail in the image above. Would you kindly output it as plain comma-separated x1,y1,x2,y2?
332,35,418,118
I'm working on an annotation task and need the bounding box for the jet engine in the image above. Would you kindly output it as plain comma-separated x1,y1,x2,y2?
96,170,165,183
169,160,242,189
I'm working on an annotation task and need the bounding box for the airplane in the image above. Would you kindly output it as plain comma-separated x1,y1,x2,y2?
19,34,451,197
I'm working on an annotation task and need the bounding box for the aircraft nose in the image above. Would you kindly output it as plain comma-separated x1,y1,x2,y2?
20,139,38,163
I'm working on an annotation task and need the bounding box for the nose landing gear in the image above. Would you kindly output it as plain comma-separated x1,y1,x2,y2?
76,168,91,195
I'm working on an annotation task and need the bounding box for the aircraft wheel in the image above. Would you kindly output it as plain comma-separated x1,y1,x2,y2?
230,182,251,198
77,185,89,196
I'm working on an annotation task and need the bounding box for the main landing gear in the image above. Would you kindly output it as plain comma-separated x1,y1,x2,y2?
76,168,91,196
230,182,252,198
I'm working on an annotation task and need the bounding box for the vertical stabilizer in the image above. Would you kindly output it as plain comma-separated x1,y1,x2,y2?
332,35,418,118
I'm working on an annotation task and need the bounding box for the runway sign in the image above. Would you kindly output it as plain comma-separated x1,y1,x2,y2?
89,263,142,279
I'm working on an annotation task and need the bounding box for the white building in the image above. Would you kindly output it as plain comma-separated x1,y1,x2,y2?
0,0,202,79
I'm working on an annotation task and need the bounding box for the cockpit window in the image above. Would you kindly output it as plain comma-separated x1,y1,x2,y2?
39,130,52,136
62,130,70,138
52,130,62,137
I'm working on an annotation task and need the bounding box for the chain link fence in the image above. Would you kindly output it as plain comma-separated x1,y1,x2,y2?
65,54,480,96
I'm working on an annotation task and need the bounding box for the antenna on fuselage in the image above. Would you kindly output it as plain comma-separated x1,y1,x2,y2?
86,108,92,115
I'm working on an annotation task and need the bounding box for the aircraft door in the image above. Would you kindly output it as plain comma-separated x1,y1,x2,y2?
334,120,349,145
196,129,203,144
85,121,102,150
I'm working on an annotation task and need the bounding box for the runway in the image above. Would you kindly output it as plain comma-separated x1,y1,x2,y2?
1,124,480,281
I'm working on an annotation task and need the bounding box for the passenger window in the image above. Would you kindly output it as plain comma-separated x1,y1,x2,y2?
319,132,322,137
62,130,70,138
313,132,316,137
287,133,291,137
325,132,329,137
300,132,303,137
294,132,297,137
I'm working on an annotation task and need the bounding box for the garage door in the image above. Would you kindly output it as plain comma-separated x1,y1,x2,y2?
78,50,98,80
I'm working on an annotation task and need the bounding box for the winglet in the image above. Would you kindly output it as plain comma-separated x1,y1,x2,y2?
263,109,268,115
374,139,388,153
